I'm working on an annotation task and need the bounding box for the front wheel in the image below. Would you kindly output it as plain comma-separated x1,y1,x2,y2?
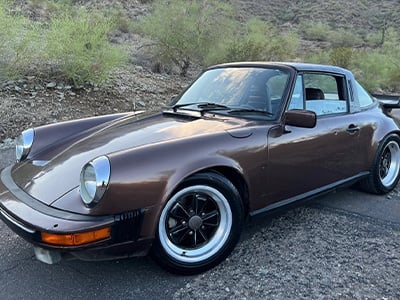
359,134,400,194
151,172,243,275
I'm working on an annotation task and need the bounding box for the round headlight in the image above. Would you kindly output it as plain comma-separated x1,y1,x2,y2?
80,156,111,207
16,128,34,162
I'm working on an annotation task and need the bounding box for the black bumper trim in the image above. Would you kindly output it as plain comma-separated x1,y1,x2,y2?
0,207,35,234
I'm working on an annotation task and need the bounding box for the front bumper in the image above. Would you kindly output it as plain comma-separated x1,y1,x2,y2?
0,166,152,262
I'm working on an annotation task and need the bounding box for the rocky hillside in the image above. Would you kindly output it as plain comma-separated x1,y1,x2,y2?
235,0,400,31
1,0,399,143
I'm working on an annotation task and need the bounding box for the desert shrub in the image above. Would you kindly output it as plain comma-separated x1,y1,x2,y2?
0,1,127,85
207,18,298,64
110,9,132,33
24,0,73,18
329,47,353,69
351,51,389,91
328,28,363,48
46,8,128,85
352,28,400,92
0,1,45,79
300,21,364,48
139,2,298,74
378,29,400,91
210,18,269,63
300,21,331,42
138,0,236,76
304,51,331,65
365,31,384,47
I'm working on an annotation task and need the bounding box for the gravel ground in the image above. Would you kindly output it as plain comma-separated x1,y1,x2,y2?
174,206,400,299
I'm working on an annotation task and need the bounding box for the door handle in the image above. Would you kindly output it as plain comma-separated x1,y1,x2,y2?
346,124,360,133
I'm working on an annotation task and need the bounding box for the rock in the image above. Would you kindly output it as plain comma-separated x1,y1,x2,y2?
46,82,57,88
56,91,65,98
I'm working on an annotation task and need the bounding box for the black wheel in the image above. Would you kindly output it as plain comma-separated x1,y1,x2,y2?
151,172,243,275
359,134,400,194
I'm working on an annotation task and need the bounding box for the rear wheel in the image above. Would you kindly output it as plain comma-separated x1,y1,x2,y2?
151,172,243,274
359,134,400,194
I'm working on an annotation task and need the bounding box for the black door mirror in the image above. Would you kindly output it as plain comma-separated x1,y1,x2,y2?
284,109,316,128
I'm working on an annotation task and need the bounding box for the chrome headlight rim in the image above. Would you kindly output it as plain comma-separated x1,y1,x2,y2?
80,156,111,207
16,128,35,162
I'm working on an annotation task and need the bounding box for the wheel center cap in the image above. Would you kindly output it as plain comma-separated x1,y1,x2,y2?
188,215,203,230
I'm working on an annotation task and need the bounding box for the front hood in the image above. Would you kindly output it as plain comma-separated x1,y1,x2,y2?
12,112,249,204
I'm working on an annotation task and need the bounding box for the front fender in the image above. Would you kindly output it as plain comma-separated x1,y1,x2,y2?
105,133,245,207
104,133,249,238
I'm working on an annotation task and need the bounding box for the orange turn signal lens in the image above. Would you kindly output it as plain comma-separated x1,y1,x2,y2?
41,227,111,246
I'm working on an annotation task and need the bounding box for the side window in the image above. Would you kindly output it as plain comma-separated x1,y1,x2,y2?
288,75,304,110
303,73,348,116
355,80,374,108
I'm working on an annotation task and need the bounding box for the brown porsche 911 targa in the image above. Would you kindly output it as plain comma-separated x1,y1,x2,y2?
1,62,400,274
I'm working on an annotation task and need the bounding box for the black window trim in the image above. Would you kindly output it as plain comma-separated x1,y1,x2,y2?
297,71,350,117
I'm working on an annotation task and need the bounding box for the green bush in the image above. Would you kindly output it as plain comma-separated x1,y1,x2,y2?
351,28,400,92
46,8,127,85
0,1,127,85
300,22,363,49
304,51,331,65
138,0,236,76
351,51,389,91
328,28,363,48
209,18,269,63
365,31,384,47
0,1,44,79
300,21,331,42
139,1,298,74
329,47,354,69
207,18,297,64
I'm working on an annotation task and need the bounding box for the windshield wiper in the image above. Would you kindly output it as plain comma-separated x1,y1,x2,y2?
169,102,198,112
228,108,274,116
169,102,230,113
197,102,230,110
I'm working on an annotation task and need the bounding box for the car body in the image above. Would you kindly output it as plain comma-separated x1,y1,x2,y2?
1,62,400,274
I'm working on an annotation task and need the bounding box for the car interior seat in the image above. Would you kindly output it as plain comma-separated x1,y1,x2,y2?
305,88,325,100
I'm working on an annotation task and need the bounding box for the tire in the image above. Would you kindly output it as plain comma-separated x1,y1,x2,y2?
359,134,400,194
151,172,244,275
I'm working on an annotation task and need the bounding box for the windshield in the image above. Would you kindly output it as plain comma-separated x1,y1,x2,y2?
169,67,291,119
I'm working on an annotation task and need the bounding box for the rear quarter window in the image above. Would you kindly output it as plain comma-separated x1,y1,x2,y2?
355,81,374,108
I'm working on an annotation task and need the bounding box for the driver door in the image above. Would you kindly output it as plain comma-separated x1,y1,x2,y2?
265,73,363,203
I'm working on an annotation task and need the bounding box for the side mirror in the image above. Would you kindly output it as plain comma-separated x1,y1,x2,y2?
284,109,316,128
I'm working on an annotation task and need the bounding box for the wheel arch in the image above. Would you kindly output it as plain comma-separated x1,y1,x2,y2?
373,131,400,161
166,165,250,220
203,166,250,219
367,121,400,168
359,131,400,194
